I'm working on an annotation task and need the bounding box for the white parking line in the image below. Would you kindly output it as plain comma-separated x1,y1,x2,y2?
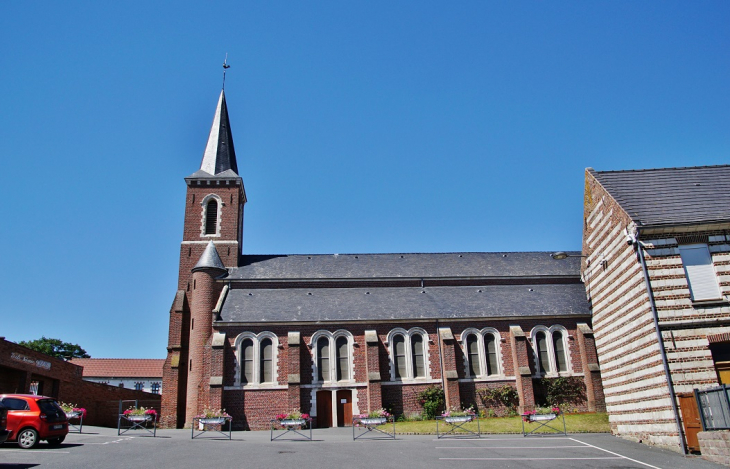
432,437,572,441
0,449,70,454
569,437,661,469
436,445,589,449
441,457,625,461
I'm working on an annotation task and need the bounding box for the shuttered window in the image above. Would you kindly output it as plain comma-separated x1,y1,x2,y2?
553,331,567,372
536,332,550,374
485,334,498,376
412,334,425,378
679,244,722,301
317,337,330,382
467,334,480,376
260,338,273,383
336,336,349,381
241,339,254,384
205,200,218,235
394,335,407,379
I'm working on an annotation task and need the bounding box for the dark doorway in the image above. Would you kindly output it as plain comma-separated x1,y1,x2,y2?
316,390,332,428
336,390,352,427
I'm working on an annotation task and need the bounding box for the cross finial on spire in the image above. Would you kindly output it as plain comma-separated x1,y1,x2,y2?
222,53,231,90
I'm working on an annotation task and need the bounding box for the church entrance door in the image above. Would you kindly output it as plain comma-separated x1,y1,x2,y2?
316,390,332,428
336,390,352,427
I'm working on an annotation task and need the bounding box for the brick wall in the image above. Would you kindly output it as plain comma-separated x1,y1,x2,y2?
583,169,730,452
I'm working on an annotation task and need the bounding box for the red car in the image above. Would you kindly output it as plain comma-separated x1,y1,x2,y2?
0,394,68,449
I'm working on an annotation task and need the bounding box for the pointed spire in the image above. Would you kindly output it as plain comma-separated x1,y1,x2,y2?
199,90,239,176
192,241,227,274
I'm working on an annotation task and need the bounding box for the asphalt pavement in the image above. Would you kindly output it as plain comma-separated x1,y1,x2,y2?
0,425,724,469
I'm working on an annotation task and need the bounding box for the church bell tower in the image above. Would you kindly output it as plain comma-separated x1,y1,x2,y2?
162,90,246,428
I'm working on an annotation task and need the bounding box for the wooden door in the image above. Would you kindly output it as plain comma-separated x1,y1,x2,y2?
337,390,352,427
316,391,332,428
678,392,702,452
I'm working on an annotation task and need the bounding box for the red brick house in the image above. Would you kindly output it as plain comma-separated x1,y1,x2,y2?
582,166,730,453
161,90,605,430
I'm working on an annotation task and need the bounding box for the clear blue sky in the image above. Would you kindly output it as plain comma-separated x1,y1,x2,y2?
1,1,728,359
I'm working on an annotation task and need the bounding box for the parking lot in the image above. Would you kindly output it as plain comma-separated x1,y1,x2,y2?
0,426,723,469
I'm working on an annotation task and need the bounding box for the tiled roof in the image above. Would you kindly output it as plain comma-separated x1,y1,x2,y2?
228,252,582,280
219,283,590,323
69,358,164,378
590,165,730,227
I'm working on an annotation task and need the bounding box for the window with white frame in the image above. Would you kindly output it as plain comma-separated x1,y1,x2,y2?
531,326,570,376
234,332,279,387
679,244,722,302
461,328,502,378
200,194,223,237
387,328,431,381
311,330,354,383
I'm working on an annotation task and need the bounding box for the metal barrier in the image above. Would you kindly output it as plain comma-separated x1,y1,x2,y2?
696,385,730,431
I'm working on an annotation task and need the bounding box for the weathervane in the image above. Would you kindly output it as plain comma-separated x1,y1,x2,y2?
222,53,231,90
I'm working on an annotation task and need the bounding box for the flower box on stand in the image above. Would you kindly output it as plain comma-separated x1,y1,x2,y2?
60,403,85,433
118,403,157,437
271,411,312,441
352,410,395,440
521,407,566,436
437,406,480,439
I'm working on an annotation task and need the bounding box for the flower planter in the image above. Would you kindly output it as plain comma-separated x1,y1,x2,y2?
359,417,387,425
65,411,81,419
200,417,226,425
126,414,152,423
444,415,474,424
528,413,556,422
280,419,306,427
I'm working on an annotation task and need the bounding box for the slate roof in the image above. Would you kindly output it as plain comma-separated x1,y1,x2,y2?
218,284,590,323
590,165,730,227
228,252,582,280
193,90,239,178
69,359,164,378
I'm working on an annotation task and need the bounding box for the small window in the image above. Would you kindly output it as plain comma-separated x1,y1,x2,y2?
134,382,144,391
151,382,161,394
242,339,254,384
679,244,722,301
485,334,498,376
467,334,480,376
205,200,218,235
336,336,349,381
317,337,330,382
260,338,273,383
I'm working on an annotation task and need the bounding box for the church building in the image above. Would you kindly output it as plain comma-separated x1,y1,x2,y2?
161,90,605,430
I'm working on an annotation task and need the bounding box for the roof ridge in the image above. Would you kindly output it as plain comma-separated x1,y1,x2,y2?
591,164,730,175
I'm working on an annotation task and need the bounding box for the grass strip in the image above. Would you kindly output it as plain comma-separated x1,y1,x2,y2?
391,412,609,434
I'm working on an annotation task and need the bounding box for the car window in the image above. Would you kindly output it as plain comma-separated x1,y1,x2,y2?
1,398,30,410
37,399,63,414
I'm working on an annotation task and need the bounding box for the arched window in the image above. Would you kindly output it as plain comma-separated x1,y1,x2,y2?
531,326,572,377
536,331,550,373
260,338,273,383
205,199,218,235
485,334,498,376
234,332,279,387
336,336,349,381
317,337,330,382
553,331,567,373
311,330,354,383
461,328,503,379
241,338,254,384
387,328,431,381
467,334,481,376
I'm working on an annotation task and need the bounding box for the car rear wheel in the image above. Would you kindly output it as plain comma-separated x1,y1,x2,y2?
47,436,65,446
17,428,38,449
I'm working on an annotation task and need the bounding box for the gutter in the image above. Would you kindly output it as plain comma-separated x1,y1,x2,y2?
632,227,688,454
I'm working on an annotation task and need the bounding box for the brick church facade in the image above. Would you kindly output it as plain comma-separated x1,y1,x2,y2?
161,90,606,430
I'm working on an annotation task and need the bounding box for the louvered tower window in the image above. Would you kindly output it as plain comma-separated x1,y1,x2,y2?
205,200,218,235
